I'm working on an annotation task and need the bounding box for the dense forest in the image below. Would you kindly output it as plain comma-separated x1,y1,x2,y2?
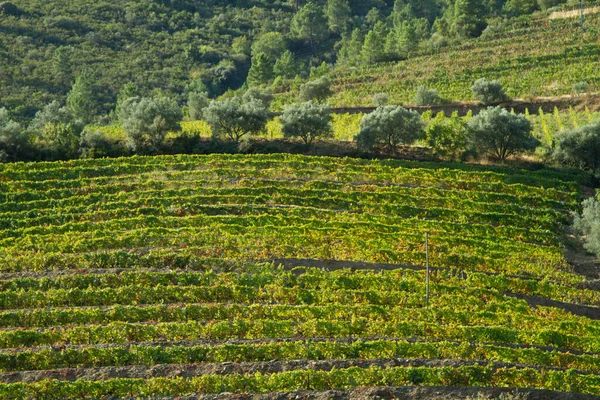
0,0,589,122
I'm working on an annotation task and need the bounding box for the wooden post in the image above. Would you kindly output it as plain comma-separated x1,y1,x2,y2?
581,0,585,33
425,232,430,307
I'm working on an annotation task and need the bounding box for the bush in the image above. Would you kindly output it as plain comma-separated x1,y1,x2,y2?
242,87,274,109
79,128,125,158
0,108,30,162
425,111,468,158
372,93,389,107
29,101,83,159
355,106,424,152
298,77,334,103
187,92,209,120
204,97,270,142
0,2,19,16
471,78,510,105
413,86,442,106
280,101,332,145
573,81,590,95
119,97,182,153
553,121,600,172
467,106,537,160
573,195,600,257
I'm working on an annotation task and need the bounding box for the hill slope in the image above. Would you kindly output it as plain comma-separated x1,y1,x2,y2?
0,154,598,397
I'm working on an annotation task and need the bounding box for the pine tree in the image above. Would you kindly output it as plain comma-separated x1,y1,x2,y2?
274,50,298,79
247,53,274,87
453,0,487,38
337,29,364,66
291,2,328,51
53,46,73,86
66,72,96,123
326,0,351,34
361,21,388,64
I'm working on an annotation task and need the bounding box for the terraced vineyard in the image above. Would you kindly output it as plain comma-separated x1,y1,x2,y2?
0,154,599,398
275,15,600,108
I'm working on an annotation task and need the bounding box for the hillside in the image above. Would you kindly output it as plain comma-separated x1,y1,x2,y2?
275,13,600,108
0,154,599,398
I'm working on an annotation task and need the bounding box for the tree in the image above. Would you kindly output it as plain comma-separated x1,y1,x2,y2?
281,101,333,145
326,0,351,34
52,46,73,85
471,78,510,105
0,108,29,162
553,121,600,172
66,72,97,123
116,82,140,115
337,28,364,66
251,32,288,60
361,21,388,63
274,50,299,79
204,98,270,142
355,106,424,152
247,53,274,87
413,86,442,106
299,76,334,103
29,101,82,158
373,93,389,107
232,36,251,56
119,97,182,153
425,111,468,158
242,88,274,109
188,92,209,120
291,2,328,50
453,0,488,38
467,106,537,160
573,195,600,257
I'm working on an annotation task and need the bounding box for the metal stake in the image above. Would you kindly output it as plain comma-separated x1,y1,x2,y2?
425,232,430,307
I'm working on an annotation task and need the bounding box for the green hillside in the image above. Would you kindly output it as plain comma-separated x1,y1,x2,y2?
0,154,598,398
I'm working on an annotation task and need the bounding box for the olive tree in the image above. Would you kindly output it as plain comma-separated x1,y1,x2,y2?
204,97,270,142
187,92,209,120
280,101,332,145
29,101,82,159
119,97,182,153
573,195,600,257
299,76,333,103
355,106,424,152
467,106,537,160
471,78,510,105
414,86,442,106
553,121,600,173
0,108,29,162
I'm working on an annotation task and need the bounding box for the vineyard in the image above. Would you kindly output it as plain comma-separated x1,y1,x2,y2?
274,14,600,108
0,154,598,398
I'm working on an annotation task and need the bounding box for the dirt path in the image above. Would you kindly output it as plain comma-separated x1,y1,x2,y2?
192,386,600,400
1,358,595,384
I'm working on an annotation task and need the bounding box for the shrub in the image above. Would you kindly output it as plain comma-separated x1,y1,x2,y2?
119,97,182,153
355,106,423,152
204,97,270,142
242,87,274,109
471,78,510,105
413,86,442,106
29,101,83,159
79,128,125,158
299,77,334,103
280,101,332,145
573,81,590,95
187,92,209,120
425,111,468,158
553,121,600,172
372,93,389,107
573,195,600,257
0,108,30,162
467,106,537,160
0,2,20,16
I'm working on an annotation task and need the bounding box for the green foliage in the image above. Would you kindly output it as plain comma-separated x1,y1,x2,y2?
251,32,288,60
504,0,539,16
326,0,351,34
119,97,182,153
0,108,29,162
299,77,334,103
553,121,600,172
467,106,537,160
242,88,274,109
188,92,209,121
453,0,488,38
248,53,275,87
372,93,389,107
204,98,270,142
355,105,423,151
337,28,364,66
79,128,124,159
361,21,388,63
66,72,97,123
413,86,442,106
29,101,83,159
573,81,590,95
426,111,468,158
291,2,328,48
274,51,300,80
471,78,510,105
573,195,600,257
280,101,333,144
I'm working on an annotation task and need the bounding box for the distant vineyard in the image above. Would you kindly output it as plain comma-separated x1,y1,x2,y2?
0,154,597,397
